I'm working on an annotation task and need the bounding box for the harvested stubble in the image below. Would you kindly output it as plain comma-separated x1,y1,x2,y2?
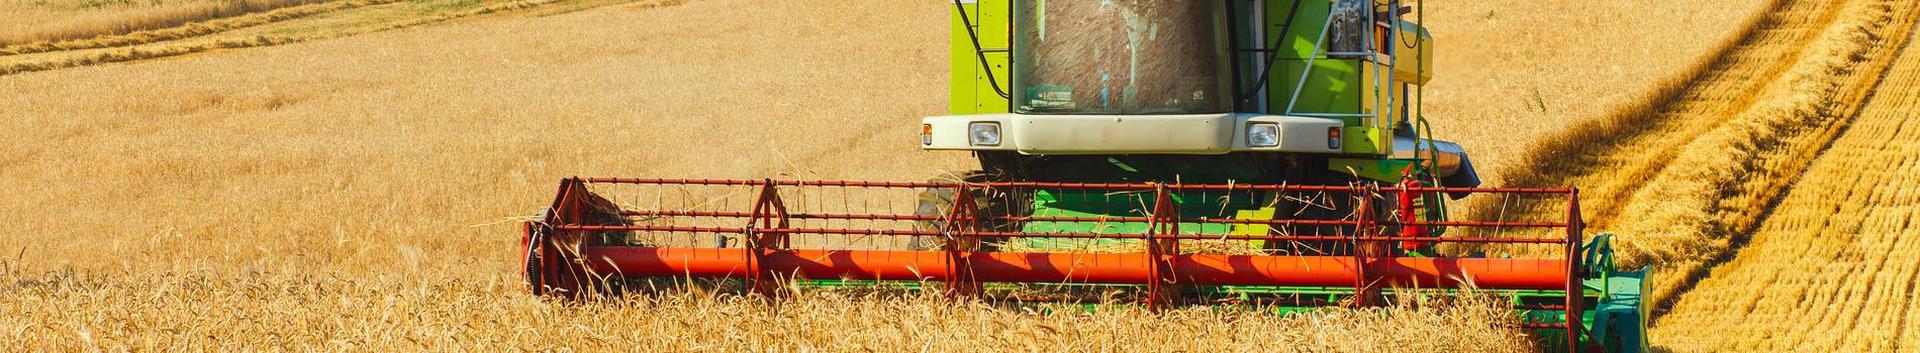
1648,3,1920,351
1418,0,1771,182
1480,0,1920,310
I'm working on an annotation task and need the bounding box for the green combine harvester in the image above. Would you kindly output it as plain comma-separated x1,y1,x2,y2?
520,0,1650,352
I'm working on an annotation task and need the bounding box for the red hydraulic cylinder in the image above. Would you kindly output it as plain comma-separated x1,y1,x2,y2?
581,247,1569,290
1399,179,1430,251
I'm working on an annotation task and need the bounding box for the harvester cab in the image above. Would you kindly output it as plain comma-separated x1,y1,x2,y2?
927,0,1467,191
521,1,1650,352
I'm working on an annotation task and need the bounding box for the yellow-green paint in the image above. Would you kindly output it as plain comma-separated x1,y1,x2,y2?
1328,157,1414,182
949,0,1010,115
1231,206,1279,249
1341,126,1392,155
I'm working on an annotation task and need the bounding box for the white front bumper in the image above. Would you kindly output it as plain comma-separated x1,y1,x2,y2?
921,113,1344,155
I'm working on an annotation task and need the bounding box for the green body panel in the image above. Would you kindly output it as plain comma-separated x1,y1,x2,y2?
1328,156,1414,182
948,4,978,114
1346,126,1391,155
1270,58,1364,118
950,1,1011,115
1265,0,1327,63
1588,268,1651,353
1261,0,1393,155
1012,156,1263,247
1016,188,1255,248
1021,189,1253,234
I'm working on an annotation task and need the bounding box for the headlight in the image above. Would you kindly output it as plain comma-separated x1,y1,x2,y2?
1248,123,1280,147
969,122,1001,146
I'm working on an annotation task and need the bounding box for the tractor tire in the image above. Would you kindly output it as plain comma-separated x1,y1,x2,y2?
907,171,1025,250
1266,172,1396,256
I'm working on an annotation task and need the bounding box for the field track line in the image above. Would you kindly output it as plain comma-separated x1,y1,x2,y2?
0,0,395,56
1579,0,1850,227
0,0,687,77
1649,13,1920,350
1500,0,1846,228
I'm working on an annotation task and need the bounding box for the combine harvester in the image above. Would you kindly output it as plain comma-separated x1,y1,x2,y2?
521,0,1648,351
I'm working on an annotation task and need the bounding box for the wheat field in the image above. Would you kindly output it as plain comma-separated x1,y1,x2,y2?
1650,22,1920,351
1643,6,1920,349
0,0,1518,350
1419,0,1769,178
13,0,1898,350
1489,0,1917,298
1478,0,1920,350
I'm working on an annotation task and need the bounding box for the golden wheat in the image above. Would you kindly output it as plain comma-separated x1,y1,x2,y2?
1468,0,1920,350
0,0,1788,350
1418,0,1771,181
0,270,1535,351
1608,0,1908,291
1649,16,1920,351
1477,0,1919,306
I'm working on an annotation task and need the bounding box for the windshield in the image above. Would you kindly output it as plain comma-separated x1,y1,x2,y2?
1012,0,1232,115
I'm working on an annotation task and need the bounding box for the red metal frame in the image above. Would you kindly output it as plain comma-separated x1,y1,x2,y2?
521,177,1588,350
940,184,981,298
743,180,791,296
1144,185,1181,307
579,248,1569,288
